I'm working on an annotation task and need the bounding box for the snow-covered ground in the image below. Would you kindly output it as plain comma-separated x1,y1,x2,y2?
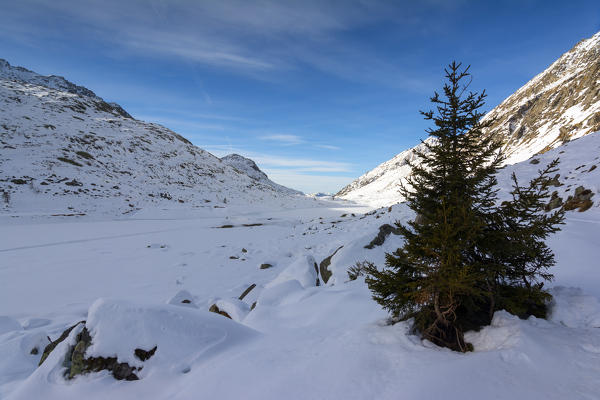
1,49,600,400
1,132,600,398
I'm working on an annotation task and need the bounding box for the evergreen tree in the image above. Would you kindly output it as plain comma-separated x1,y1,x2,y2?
365,62,503,352
365,62,564,352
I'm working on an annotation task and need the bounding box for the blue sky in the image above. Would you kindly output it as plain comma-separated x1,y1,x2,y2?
1,1,599,193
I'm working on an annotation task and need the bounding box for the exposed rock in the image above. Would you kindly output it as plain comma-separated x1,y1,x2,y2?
547,174,562,187
319,246,344,284
167,290,197,308
39,320,85,366
563,185,595,211
209,304,232,319
238,283,256,301
134,346,157,362
67,326,142,380
38,321,160,381
545,191,563,211
364,224,402,249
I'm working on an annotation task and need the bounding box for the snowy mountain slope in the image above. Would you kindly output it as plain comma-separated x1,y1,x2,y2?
338,31,600,207
335,138,431,206
1,132,599,399
483,31,600,164
221,154,302,195
0,59,308,216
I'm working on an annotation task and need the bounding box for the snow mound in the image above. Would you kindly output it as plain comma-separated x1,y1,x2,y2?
549,286,600,328
0,317,21,335
167,290,197,308
464,311,522,351
266,254,319,289
84,298,258,368
214,299,251,322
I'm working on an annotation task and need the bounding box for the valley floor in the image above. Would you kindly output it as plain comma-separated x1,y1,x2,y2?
1,201,600,399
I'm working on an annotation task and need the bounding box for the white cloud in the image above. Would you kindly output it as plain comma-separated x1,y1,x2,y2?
315,144,341,150
252,155,351,172
259,134,305,146
201,145,352,173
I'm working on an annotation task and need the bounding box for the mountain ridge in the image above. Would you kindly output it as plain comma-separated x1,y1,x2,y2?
338,31,600,207
0,59,307,216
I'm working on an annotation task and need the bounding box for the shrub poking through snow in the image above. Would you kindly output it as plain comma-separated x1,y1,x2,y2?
365,63,564,352
347,261,372,281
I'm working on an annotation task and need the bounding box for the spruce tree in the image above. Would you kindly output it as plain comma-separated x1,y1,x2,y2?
365,62,565,352
365,62,503,352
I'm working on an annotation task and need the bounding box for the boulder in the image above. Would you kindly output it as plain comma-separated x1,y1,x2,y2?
545,191,563,211
209,304,232,319
39,321,156,381
563,186,595,212
364,224,402,249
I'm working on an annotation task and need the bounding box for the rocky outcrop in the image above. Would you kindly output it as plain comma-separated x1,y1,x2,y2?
39,321,156,381
563,186,595,211
209,304,232,319
364,224,402,249
238,284,256,301
319,246,344,284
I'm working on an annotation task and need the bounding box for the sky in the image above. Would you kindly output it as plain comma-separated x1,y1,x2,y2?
1,1,599,193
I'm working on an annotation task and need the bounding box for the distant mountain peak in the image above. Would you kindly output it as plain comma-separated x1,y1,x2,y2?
221,153,302,195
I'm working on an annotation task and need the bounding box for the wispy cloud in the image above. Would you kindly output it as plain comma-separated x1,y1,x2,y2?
253,155,351,173
315,144,341,150
0,1,434,88
259,134,305,146
202,145,352,173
